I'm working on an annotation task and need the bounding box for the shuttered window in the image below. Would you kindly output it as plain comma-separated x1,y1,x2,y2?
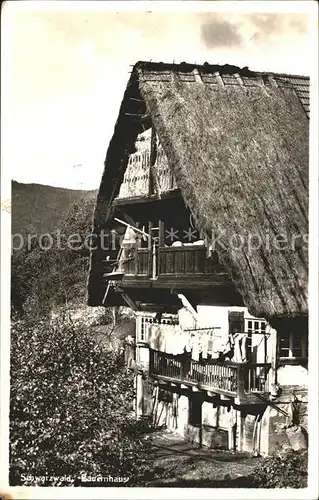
279,332,308,359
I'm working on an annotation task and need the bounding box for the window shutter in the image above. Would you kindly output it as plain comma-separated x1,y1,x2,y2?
228,311,245,334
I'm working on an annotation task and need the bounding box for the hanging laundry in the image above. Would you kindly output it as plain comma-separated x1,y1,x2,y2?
169,326,179,356
241,335,248,362
215,328,229,352
149,323,165,351
192,340,200,361
185,332,192,353
232,333,248,363
210,336,221,359
169,325,186,356
148,324,158,350
164,324,176,354
147,322,153,344
201,332,209,359
159,325,167,353
207,338,213,355
232,334,242,362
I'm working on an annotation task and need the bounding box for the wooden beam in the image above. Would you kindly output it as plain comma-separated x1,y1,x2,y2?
149,126,161,199
129,97,145,103
125,112,149,118
121,292,139,311
220,394,231,401
177,293,198,318
112,189,181,207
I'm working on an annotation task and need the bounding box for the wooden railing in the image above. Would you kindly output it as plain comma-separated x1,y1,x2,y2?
149,349,271,396
122,246,220,277
123,249,149,275
245,363,270,392
159,246,218,275
189,359,239,392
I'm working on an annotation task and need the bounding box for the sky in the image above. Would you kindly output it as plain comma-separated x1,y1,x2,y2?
1,1,317,190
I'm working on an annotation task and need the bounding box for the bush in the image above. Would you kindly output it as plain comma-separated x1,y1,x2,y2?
250,449,308,488
10,316,149,486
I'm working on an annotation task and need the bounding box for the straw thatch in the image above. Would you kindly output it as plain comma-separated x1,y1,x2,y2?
88,62,309,321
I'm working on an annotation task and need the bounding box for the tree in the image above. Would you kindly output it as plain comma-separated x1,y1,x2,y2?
10,316,149,486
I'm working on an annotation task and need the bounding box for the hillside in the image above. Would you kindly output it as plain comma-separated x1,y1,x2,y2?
11,180,97,235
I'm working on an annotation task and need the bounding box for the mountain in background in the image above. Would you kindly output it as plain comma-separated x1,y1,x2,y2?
10,182,134,348
11,180,97,235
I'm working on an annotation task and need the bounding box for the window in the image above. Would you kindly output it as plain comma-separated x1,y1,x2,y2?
139,316,153,343
136,313,178,343
246,319,267,334
244,317,268,363
279,332,308,359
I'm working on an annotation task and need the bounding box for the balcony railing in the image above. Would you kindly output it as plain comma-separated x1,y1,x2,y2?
149,349,271,398
121,245,221,277
159,246,218,275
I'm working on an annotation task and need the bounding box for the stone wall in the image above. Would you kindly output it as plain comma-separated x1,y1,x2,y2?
259,385,308,455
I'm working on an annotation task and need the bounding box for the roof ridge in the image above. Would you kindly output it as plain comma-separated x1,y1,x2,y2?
133,60,310,80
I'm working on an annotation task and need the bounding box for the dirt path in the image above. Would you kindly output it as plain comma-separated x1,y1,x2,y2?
142,431,263,487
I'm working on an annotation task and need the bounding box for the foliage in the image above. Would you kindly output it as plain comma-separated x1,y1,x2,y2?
11,180,96,236
250,449,308,488
10,316,150,487
11,195,96,316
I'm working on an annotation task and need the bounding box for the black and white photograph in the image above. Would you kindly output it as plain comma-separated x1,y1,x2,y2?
1,1,318,498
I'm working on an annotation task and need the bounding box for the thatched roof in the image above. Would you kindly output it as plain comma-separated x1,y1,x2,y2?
88,61,309,321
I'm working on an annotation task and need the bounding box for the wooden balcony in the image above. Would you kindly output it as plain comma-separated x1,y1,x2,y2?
149,349,271,404
117,245,231,289
102,236,244,307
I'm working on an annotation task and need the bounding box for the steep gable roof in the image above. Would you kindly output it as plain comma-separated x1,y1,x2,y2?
88,62,309,320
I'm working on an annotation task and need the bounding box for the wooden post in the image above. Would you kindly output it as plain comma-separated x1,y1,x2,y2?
152,239,156,279
152,384,160,425
149,348,154,374
264,334,267,365
159,220,165,246
237,410,243,452
136,373,144,419
236,364,246,404
134,238,139,275
158,220,164,276
148,221,152,277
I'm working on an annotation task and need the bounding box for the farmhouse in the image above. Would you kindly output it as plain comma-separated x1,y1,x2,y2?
88,61,309,455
